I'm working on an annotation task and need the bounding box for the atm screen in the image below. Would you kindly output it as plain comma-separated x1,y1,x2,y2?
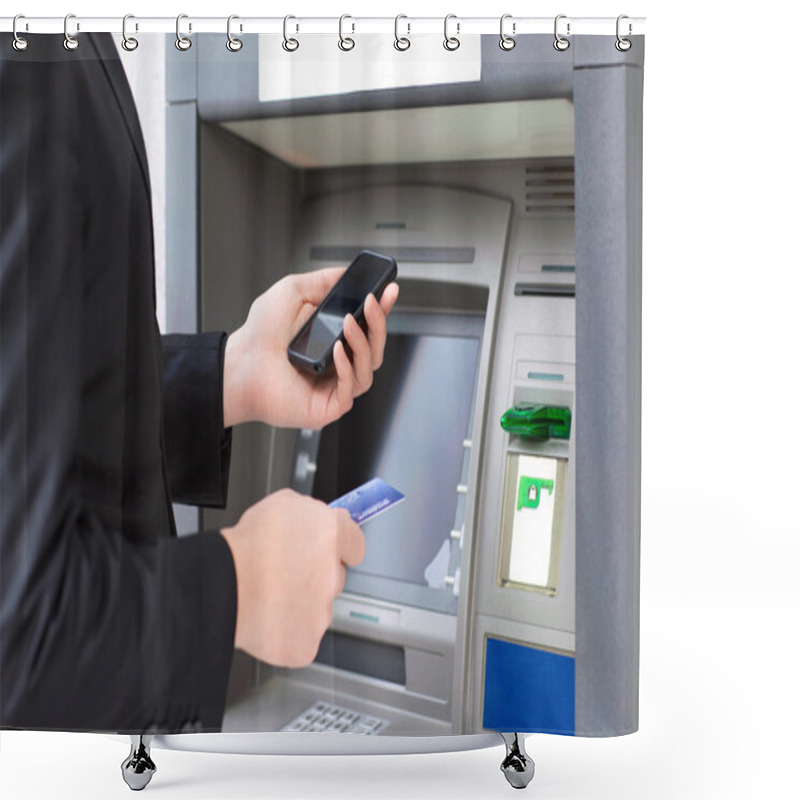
312,312,483,613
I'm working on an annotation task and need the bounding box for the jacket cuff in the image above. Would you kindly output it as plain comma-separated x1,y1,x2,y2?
162,332,232,507
159,530,238,732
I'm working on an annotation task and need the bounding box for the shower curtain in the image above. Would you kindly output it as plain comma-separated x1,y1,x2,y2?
0,16,644,761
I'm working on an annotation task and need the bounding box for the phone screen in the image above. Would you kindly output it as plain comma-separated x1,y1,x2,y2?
292,253,393,362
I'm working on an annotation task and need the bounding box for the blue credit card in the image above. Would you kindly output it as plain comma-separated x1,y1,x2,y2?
329,478,405,525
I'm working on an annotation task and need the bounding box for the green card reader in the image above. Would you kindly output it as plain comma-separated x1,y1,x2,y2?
500,403,572,441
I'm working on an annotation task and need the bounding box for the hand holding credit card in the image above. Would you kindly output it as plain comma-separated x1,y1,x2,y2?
329,478,405,525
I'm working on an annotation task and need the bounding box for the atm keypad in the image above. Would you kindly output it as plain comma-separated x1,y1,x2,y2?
281,701,389,734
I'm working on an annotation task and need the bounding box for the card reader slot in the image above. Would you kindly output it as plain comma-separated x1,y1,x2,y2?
514,282,575,298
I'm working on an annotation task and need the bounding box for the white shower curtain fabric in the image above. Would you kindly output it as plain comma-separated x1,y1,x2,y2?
0,28,643,741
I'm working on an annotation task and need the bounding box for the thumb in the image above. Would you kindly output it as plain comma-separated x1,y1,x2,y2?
293,267,347,306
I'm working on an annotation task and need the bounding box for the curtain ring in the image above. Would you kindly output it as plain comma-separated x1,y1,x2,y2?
175,14,192,51
282,15,299,52
615,14,632,51
227,15,243,51
12,14,28,52
499,14,515,51
63,13,79,51
394,14,410,51
338,14,355,51
443,14,460,51
553,14,570,51
122,14,139,52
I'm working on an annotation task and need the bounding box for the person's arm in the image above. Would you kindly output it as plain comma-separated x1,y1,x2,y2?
161,332,232,507
0,41,235,733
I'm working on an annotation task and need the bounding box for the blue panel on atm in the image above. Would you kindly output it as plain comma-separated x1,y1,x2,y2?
482,637,575,735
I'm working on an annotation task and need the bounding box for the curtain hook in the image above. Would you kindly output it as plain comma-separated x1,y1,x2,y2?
175,14,192,51
553,14,570,51
63,13,79,51
12,14,28,51
443,14,460,51
122,14,139,52
282,15,299,52
227,15,243,51
499,14,516,51
615,14,632,51
394,14,411,51
339,14,355,51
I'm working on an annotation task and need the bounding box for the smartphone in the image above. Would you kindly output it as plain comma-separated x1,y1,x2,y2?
288,250,398,375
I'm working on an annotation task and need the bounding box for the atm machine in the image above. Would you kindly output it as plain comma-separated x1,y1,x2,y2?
146,31,642,790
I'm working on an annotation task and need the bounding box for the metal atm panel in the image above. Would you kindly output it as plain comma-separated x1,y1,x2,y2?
163,30,642,747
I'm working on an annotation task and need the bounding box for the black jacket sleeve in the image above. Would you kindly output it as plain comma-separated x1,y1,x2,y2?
0,37,237,734
162,332,233,507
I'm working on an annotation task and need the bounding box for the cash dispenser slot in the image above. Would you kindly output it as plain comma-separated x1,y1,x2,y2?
315,631,406,687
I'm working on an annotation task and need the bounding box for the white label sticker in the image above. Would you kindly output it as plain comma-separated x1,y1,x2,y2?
508,455,559,588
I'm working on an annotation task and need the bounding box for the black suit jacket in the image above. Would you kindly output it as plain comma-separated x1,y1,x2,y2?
0,34,237,733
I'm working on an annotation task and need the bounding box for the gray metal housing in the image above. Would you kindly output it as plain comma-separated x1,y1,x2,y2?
161,32,643,751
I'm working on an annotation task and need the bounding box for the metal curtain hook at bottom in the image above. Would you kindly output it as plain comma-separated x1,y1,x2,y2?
500,733,535,789
12,14,28,51
121,736,156,791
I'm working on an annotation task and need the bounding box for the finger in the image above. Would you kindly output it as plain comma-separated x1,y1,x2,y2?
292,267,346,306
379,282,399,316
363,294,388,369
335,562,348,595
335,511,366,567
331,339,355,415
343,313,373,393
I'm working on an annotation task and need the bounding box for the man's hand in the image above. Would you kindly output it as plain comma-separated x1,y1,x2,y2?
223,268,399,429
220,489,365,668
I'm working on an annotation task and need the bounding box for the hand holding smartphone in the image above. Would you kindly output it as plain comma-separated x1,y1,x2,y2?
288,251,398,375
